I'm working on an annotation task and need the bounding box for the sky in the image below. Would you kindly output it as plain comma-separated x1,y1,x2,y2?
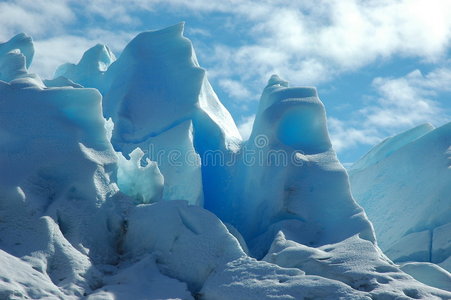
1,0,450,163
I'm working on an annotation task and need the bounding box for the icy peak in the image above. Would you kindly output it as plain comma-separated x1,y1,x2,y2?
254,75,330,154
0,33,43,87
54,43,115,90
267,74,289,87
78,44,115,72
0,33,34,69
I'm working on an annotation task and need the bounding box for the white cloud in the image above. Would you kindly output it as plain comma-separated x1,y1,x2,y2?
328,67,451,152
2,0,451,91
237,114,255,140
328,118,381,152
177,0,451,101
30,35,96,78
1,0,450,156
0,0,74,40
218,79,254,100
29,29,136,79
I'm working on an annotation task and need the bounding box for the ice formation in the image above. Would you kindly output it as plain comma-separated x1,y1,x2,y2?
224,76,374,258
0,26,450,299
349,123,451,290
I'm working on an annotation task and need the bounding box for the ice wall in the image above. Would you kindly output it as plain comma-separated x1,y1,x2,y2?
350,123,451,272
0,36,124,297
224,75,374,257
58,23,242,207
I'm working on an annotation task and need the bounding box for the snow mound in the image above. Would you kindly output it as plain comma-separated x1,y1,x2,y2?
0,248,66,299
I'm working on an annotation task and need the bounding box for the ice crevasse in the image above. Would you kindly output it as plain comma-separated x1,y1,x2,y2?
0,23,450,299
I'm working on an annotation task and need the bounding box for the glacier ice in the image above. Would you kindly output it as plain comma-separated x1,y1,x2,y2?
116,148,164,204
55,43,115,92
400,262,451,292
0,24,450,300
349,123,451,273
58,23,241,208
0,33,34,69
224,74,374,257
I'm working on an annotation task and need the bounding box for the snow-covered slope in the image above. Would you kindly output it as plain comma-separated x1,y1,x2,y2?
0,25,450,299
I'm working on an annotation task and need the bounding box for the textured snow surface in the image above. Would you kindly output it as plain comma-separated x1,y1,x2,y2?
0,26,450,299
350,123,451,274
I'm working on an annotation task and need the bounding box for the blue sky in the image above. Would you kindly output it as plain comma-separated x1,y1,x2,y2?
1,0,450,163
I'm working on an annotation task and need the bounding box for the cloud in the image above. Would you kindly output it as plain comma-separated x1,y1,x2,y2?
29,29,136,79
218,79,254,100
3,0,451,89
179,0,451,101
237,114,255,140
30,35,96,78
0,0,75,40
1,0,449,159
328,118,381,152
328,67,451,152
365,70,448,128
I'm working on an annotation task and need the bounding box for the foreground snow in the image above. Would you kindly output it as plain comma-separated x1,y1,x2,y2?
0,25,450,299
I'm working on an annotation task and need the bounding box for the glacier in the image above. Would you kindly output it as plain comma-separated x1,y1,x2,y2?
349,123,451,291
0,23,450,299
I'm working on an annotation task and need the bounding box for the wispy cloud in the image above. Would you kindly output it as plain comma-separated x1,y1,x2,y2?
210,0,450,96
150,0,451,103
30,35,95,78
237,114,255,140
29,29,136,79
3,0,451,88
1,0,450,158
0,0,74,40
328,67,451,152
218,79,254,100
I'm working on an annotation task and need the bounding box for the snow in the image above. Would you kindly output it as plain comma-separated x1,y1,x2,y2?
349,123,451,271
0,248,65,299
124,200,246,292
201,256,368,300
0,45,123,297
1,24,451,299
86,255,193,300
263,232,449,299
